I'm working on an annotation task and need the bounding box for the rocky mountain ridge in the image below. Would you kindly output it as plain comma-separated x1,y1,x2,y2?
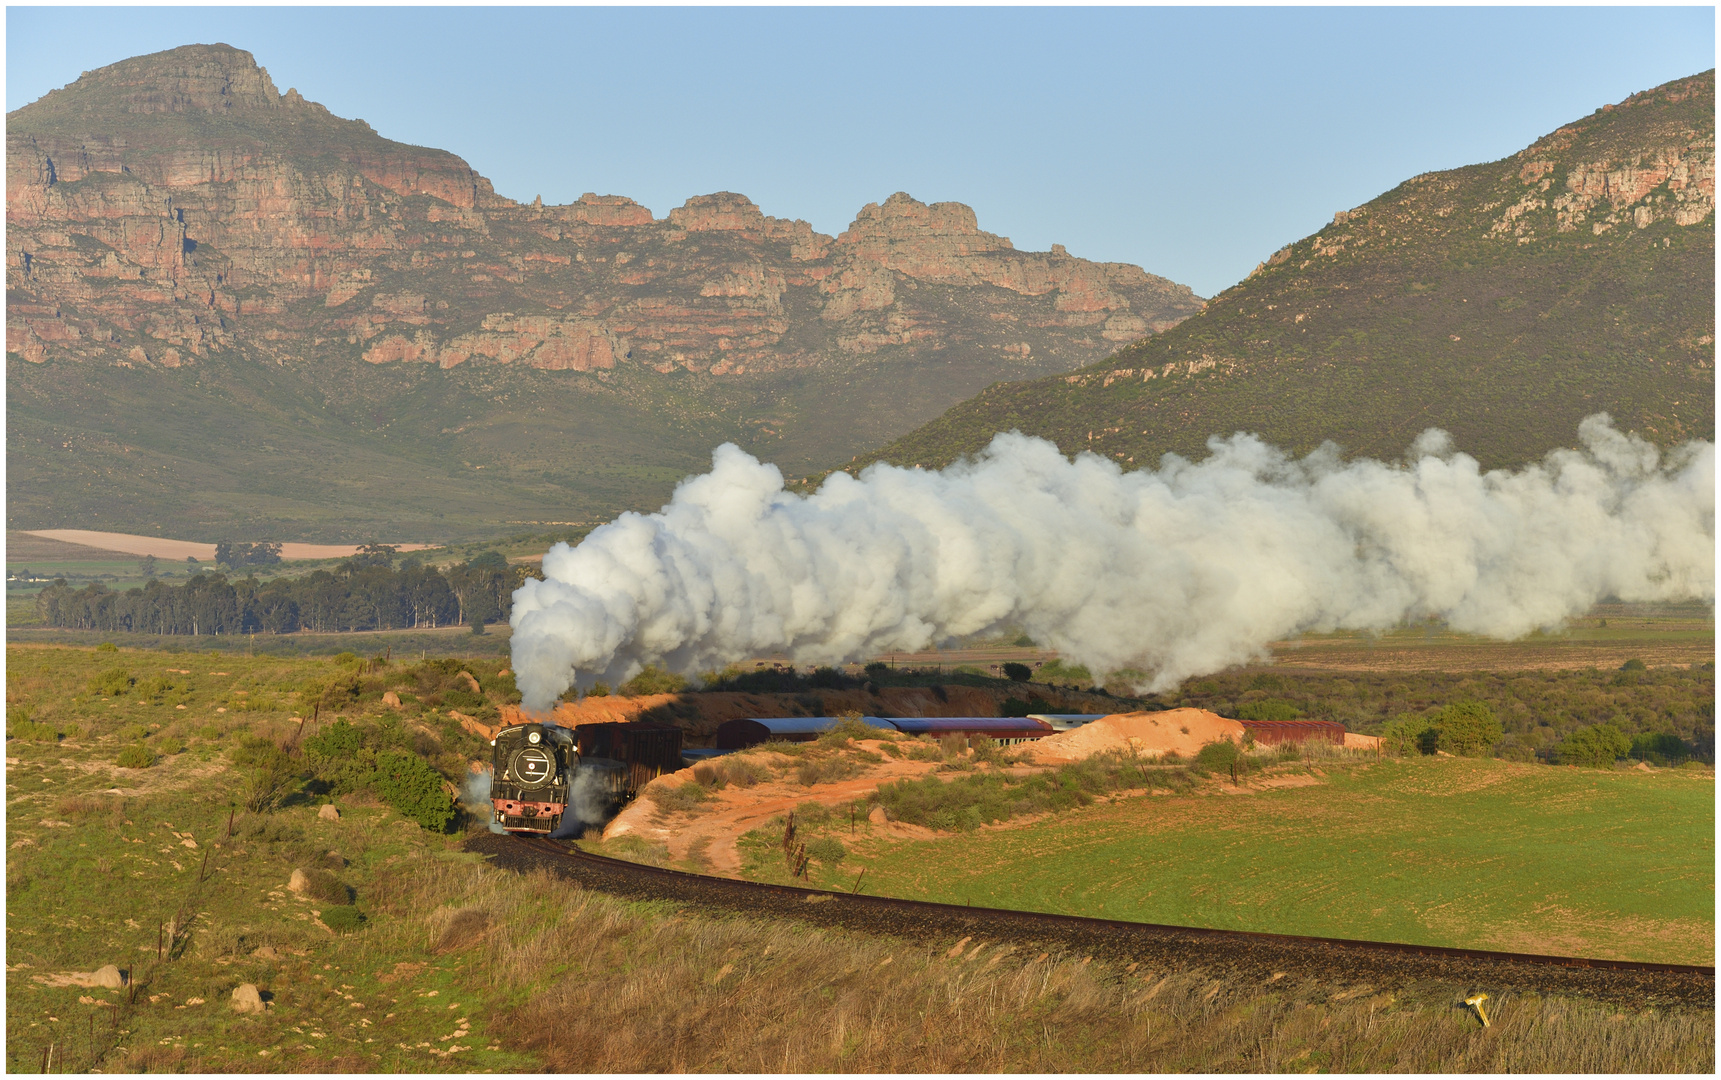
854,71,1714,476
6,44,1200,377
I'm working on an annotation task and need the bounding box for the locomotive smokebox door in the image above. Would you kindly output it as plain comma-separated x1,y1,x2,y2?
509,726,556,787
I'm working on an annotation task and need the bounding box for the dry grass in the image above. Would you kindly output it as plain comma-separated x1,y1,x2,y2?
365,853,1714,1073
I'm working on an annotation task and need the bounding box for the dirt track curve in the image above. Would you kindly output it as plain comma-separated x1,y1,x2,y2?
467,834,1714,1009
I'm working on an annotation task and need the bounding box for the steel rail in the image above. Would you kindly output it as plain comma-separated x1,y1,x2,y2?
469,833,1713,1007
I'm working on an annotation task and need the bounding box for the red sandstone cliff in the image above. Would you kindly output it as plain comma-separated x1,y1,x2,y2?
7,44,1203,375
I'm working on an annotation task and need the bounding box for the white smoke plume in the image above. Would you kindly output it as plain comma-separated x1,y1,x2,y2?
461,766,505,834
509,415,1714,712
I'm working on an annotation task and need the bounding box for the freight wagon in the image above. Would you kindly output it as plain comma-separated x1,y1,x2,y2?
715,715,1055,750
574,721,684,803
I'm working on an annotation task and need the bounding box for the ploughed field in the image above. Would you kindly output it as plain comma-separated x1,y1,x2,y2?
815,756,1714,966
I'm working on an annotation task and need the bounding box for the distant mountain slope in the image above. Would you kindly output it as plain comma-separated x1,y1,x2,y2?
853,72,1713,476
5,44,1202,541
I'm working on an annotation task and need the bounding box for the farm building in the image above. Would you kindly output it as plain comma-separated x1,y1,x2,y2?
1239,719,1347,746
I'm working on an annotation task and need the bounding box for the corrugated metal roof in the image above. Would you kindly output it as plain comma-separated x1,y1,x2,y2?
738,716,897,736
887,717,1054,736
1027,713,1108,731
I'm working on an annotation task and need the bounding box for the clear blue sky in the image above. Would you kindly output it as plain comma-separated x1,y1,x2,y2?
7,7,1714,297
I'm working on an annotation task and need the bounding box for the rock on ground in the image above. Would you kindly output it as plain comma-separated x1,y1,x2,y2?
91,964,125,989
318,804,341,821
231,983,266,1014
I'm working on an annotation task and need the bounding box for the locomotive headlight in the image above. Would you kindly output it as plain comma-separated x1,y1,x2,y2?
528,731,541,744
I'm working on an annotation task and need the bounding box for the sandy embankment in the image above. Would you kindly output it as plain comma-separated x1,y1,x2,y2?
601,708,1255,876
1022,708,1244,763
602,740,947,875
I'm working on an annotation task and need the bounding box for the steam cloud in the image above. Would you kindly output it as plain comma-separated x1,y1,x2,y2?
509,415,1713,712
461,767,505,834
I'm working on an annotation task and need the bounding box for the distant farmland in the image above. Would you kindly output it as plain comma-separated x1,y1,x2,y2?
826,757,1714,966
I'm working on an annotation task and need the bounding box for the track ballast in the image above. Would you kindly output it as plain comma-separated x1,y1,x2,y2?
467,833,1714,1008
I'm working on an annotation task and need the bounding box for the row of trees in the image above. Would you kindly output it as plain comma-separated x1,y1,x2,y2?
33,549,536,636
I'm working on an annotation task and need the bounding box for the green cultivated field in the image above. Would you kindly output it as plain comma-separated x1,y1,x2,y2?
841,757,1714,966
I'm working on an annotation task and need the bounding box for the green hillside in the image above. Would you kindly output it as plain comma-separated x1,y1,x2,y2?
851,72,1715,476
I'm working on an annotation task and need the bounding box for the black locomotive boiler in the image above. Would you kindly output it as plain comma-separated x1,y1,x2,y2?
489,722,577,834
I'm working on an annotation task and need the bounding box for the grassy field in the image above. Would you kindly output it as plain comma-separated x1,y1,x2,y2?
1267,602,1715,673
795,755,1713,966
5,643,1715,1071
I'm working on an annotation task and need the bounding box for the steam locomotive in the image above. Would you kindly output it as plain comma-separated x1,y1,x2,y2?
489,722,576,834
490,720,683,835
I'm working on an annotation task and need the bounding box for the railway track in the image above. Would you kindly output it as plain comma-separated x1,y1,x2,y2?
467,833,1714,1009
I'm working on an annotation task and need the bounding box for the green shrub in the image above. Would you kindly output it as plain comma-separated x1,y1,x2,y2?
1002,662,1032,683
1620,658,1647,672
1630,732,1691,763
1037,659,1092,685
135,676,180,704
305,718,363,761
1237,699,1301,723
690,764,727,790
371,750,456,831
1557,723,1632,768
9,717,63,743
440,688,486,712
864,662,890,676
620,664,687,697
294,867,353,906
650,781,712,814
90,668,135,696
1193,738,1243,773
232,735,300,812
718,755,770,787
116,745,155,769
817,714,880,747
875,749,1160,831
320,906,366,934
796,756,862,787
805,836,847,866
154,736,185,756
96,642,119,653
1433,701,1504,757
808,666,847,689
1379,712,1438,755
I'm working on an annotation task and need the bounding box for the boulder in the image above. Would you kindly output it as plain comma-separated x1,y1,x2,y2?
1633,760,1653,771
457,671,483,694
868,805,888,825
381,691,402,708
318,804,341,822
91,964,126,989
231,983,266,1014
288,868,309,895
